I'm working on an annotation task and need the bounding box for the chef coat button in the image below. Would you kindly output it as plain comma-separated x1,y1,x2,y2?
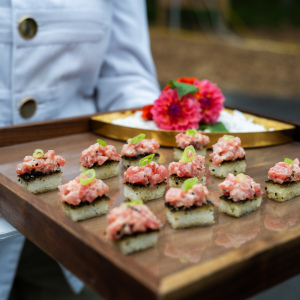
19,98,37,119
18,16,38,40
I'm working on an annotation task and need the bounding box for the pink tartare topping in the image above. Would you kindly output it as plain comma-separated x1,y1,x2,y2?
210,136,245,165
166,184,209,208
121,138,160,157
268,158,300,184
80,143,120,168
16,150,66,175
123,161,167,186
176,132,210,150
58,176,109,206
168,153,205,178
105,205,161,241
219,173,262,202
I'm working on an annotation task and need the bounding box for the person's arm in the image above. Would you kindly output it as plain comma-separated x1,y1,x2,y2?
97,0,160,111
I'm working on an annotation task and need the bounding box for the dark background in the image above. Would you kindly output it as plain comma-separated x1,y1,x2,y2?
146,0,300,122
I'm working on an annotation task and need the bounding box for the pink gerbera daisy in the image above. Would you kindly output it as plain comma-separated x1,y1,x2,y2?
151,89,201,131
193,79,225,124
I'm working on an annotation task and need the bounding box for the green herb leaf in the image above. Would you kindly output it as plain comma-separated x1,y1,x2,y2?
198,122,228,132
284,158,293,164
122,199,144,206
131,133,146,144
168,80,199,100
181,145,196,163
139,154,155,166
182,177,198,191
186,129,197,136
97,139,107,146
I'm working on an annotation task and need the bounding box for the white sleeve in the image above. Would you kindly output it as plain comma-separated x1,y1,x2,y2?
96,0,160,112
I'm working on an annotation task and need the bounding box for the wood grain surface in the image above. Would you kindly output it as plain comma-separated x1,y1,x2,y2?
1,121,300,299
0,114,93,147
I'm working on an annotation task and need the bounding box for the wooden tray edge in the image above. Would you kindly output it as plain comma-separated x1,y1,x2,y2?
0,173,159,300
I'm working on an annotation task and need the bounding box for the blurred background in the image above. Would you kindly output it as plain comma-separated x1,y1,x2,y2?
146,0,300,122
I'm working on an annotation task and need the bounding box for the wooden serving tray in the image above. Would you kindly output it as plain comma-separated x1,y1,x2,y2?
1,109,300,300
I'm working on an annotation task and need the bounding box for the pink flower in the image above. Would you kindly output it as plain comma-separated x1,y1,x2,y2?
193,79,225,124
151,89,201,131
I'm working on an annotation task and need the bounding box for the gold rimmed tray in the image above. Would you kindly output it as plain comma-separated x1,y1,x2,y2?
91,108,295,148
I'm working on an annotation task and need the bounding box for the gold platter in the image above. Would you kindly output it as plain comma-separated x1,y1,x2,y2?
91,109,295,148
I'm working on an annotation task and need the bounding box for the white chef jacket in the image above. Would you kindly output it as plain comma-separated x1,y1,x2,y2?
0,0,160,299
